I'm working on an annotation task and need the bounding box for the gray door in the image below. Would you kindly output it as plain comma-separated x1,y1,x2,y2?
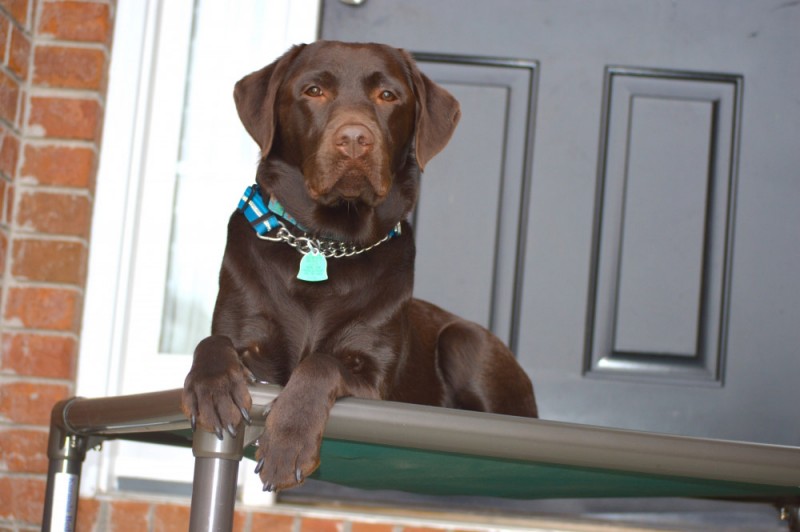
320,0,800,446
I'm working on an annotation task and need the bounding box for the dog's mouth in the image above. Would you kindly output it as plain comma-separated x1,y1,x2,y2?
309,184,386,208
307,164,390,208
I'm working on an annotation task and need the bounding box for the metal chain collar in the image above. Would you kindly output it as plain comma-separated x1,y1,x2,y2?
256,222,402,259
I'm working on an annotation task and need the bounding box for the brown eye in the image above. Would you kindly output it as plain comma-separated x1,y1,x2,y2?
305,86,323,97
379,90,397,102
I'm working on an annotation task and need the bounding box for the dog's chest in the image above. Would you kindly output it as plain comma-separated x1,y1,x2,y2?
266,256,404,346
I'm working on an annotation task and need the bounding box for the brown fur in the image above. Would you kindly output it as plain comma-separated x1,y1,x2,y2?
181,41,537,492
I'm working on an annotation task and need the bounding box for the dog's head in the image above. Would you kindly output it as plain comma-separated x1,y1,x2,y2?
233,41,460,240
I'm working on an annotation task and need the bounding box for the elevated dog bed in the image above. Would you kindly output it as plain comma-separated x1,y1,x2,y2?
43,383,800,531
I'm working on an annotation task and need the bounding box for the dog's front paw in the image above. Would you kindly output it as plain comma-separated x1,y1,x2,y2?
181,335,253,439
253,403,323,492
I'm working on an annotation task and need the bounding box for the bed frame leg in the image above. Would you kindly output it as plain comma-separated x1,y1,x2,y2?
189,427,245,532
42,400,89,532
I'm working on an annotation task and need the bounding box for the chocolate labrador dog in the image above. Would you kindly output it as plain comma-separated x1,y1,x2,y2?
181,41,537,492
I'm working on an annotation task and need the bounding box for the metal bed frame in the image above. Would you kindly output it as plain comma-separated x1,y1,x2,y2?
42,383,800,531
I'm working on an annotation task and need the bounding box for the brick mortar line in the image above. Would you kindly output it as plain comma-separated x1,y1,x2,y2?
19,134,104,146
0,277,86,292
6,232,91,245
0,423,50,433
0,521,45,532
6,232,91,248
0,113,14,129
19,137,99,150
90,492,194,506
0,470,49,480
14,181,95,197
1,11,13,65
0,520,42,532
1,326,79,337
242,510,253,532
0,61,26,85
0,373,76,387
26,85,106,104
0,6,32,35
0,116,21,135
5,234,91,250
33,39,111,55
102,494,199,513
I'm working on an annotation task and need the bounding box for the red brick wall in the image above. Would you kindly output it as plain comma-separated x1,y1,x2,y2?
0,0,112,529
0,0,114,530
0,3,517,531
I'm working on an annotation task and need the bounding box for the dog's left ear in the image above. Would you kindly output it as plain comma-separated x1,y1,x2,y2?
403,51,461,171
234,44,306,158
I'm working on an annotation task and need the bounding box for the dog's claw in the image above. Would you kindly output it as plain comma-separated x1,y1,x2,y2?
214,426,224,441
226,423,237,438
263,482,274,493
254,457,265,475
296,468,303,483
190,415,196,433
240,406,251,425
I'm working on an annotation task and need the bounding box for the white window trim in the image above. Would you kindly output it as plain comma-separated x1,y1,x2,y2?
77,0,318,501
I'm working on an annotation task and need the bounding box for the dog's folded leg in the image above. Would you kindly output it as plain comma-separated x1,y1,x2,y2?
181,335,254,440
437,321,538,418
254,353,353,491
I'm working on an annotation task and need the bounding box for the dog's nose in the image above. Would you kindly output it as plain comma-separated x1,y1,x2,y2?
334,124,374,158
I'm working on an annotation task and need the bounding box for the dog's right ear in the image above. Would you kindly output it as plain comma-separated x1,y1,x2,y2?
234,44,306,158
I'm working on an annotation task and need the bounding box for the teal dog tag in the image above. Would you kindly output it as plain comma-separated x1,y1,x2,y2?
297,251,328,282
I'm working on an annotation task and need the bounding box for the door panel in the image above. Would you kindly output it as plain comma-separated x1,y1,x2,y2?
320,0,800,446
587,68,741,384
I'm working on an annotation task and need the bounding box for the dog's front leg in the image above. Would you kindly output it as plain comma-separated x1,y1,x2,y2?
254,353,361,492
181,335,254,439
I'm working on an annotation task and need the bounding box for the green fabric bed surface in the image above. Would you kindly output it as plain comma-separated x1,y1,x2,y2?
236,438,800,500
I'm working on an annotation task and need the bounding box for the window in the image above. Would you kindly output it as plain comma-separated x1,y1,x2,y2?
77,0,318,501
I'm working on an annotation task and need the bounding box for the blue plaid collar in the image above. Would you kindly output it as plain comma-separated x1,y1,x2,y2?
237,184,402,242
237,184,307,236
